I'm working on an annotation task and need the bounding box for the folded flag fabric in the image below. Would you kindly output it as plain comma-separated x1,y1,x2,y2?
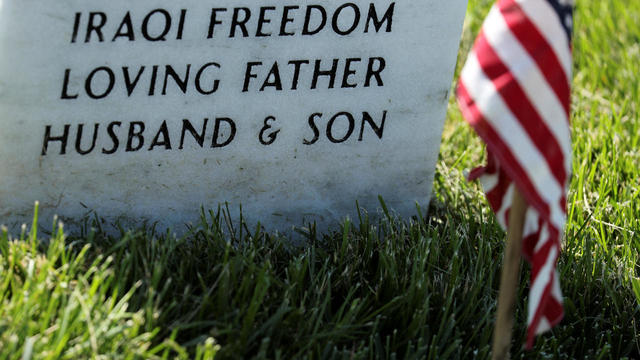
456,0,574,348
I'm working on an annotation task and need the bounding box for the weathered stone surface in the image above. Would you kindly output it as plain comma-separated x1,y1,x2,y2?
0,0,467,234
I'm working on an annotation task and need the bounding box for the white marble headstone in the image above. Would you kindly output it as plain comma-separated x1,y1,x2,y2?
0,0,467,234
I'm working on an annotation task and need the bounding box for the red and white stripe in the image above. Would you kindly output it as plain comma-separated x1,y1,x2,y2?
457,0,573,348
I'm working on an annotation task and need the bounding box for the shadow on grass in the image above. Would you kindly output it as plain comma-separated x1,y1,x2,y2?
55,191,506,359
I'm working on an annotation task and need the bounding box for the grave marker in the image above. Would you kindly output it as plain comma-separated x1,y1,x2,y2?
0,0,468,233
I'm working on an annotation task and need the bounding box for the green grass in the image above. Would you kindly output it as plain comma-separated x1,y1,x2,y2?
2,0,639,358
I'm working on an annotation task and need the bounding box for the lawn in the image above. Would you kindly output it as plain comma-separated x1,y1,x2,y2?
1,0,639,358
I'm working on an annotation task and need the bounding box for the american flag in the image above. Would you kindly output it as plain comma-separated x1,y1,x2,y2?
456,0,574,348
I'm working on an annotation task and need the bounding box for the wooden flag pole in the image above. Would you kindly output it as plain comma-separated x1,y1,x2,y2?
491,188,528,360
